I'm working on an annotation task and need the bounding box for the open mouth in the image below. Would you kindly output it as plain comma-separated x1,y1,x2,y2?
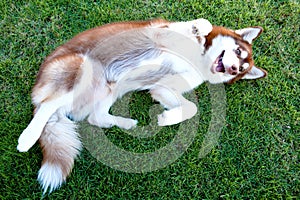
213,50,225,73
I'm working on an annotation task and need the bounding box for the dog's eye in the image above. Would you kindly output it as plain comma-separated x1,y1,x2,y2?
235,48,241,56
239,66,244,72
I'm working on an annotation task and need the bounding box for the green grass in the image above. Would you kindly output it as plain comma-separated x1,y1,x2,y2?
1,0,299,199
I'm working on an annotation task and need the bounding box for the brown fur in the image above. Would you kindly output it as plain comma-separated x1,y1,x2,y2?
32,19,170,105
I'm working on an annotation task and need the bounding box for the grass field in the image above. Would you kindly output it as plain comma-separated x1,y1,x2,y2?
1,0,299,199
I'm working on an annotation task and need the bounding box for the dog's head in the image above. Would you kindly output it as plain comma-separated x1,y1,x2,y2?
203,26,267,84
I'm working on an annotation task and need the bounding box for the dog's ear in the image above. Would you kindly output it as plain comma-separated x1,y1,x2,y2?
235,27,263,44
242,66,267,80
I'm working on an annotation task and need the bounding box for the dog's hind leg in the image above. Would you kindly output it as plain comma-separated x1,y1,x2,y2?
17,92,74,152
150,86,197,126
88,93,137,130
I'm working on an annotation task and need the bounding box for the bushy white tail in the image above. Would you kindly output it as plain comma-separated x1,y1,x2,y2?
38,111,81,194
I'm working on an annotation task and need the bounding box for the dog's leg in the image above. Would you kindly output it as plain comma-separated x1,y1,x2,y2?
88,94,137,130
168,18,212,39
17,92,74,152
150,87,197,126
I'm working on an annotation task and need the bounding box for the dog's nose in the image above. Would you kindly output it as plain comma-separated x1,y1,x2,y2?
228,65,238,75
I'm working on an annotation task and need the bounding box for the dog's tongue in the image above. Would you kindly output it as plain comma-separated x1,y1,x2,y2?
216,66,223,72
216,62,225,72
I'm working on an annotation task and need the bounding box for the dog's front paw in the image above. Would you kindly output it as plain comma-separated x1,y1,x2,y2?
191,18,213,36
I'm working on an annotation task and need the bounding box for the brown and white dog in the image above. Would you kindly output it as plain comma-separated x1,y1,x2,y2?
17,18,267,193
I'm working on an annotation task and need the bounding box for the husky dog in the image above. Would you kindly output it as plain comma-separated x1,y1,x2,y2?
17,18,267,193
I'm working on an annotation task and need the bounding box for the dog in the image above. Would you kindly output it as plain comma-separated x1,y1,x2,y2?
17,18,267,193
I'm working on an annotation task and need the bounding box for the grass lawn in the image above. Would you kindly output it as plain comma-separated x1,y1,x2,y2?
1,0,299,199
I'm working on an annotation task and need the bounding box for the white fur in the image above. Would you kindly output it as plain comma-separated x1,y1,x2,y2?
168,18,212,41
17,92,74,152
157,101,197,126
240,51,248,59
166,18,212,55
242,63,250,69
38,163,64,194
222,45,240,70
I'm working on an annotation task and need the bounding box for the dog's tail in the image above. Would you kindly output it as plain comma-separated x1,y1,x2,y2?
38,110,82,194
